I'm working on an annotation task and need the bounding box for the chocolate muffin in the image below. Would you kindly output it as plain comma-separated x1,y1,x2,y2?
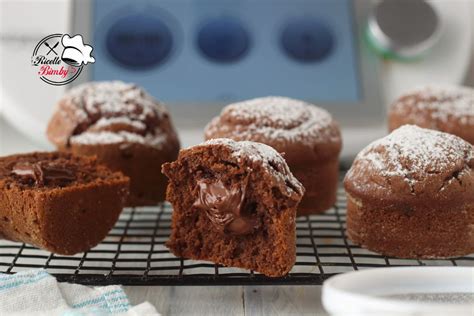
344,125,474,259
0,152,129,255
162,138,304,277
47,81,180,206
389,85,474,144
204,96,341,216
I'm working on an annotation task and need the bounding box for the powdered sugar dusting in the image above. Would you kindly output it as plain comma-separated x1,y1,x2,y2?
392,85,474,125
225,96,320,128
93,117,147,131
70,131,167,148
205,96,340,145
67,81,165,120
198,138,304,195
204,138,283,164
347,125,474,192
55,81,175,149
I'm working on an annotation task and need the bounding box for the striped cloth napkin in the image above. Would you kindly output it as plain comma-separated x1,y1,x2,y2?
0,269,159,316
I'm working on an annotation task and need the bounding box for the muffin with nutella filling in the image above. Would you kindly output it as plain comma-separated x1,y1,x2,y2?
344,125,474,259
389,85,474,144
0,152,129,255
47,81,180,206
162,139,304,277
205,96,342,215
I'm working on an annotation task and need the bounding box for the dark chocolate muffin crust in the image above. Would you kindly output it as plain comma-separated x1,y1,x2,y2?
162,138,304,277
47,81,180,206
205,96,341,164
205,96,342,215
345,125,474,259
389,85,474,144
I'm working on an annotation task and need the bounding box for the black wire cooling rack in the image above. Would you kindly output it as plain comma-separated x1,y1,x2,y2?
1,174,473,286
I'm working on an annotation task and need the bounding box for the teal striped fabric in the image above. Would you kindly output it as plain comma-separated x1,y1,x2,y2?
0,269,157,315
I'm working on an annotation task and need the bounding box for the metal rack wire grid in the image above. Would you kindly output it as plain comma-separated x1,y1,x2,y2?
0,173,473,286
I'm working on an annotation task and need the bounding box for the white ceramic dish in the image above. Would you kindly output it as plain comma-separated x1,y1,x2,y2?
322,267,474,316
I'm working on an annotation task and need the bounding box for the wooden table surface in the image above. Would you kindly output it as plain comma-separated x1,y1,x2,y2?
124,285,328,315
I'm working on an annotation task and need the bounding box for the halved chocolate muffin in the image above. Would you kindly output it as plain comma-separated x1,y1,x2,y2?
205,96,342,216
47,81,180,206
162,138,304,277
0,152,129,255
344,125,474,259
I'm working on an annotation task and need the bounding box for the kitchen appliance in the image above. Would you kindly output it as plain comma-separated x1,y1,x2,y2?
366,0,441,60
0,0,472,159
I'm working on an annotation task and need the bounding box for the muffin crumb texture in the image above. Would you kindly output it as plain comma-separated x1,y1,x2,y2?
0,152,129,255
162,139,304,277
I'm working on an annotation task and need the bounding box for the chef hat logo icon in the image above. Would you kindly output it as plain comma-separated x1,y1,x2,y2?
61,34,95,67
32,33,96,85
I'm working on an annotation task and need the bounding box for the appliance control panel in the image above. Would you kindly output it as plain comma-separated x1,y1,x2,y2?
92,0,360,103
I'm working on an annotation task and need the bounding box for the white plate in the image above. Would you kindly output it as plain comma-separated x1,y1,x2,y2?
322,267,474,316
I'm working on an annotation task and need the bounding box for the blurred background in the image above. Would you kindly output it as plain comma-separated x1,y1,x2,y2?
0,0,473,160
